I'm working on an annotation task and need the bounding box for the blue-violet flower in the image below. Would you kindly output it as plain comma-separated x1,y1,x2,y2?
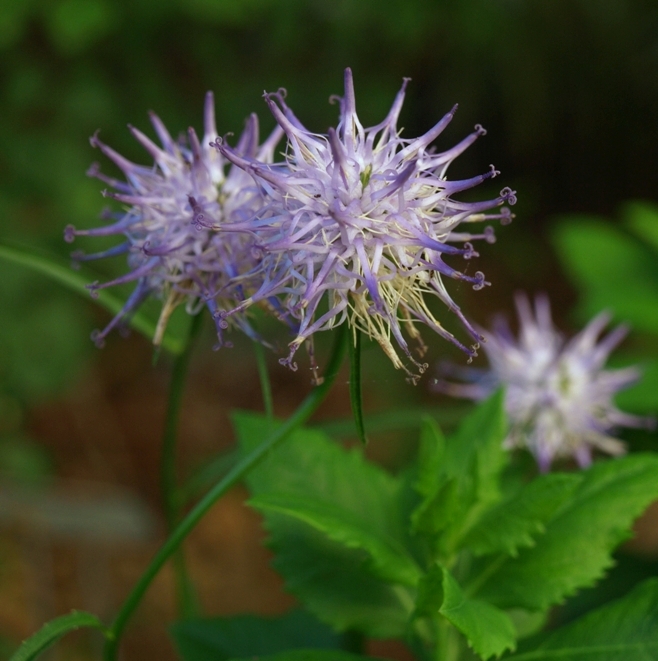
215,68,516,381
65,93,282,348
434,294,653,471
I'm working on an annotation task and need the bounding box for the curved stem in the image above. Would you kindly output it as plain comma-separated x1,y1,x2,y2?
0,240,184,354
103,325,348,661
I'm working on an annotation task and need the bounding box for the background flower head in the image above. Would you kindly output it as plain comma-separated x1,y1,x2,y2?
65,93,282,348
216,68,516,380
434,293,653,471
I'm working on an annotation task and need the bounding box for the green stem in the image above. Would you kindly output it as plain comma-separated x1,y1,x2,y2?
253,341,274,421
103,325,348,661
177,448,240,508
348,329,367,445
314,404,470,438
161,312,203,618
436,618,461,661
161,313,204,529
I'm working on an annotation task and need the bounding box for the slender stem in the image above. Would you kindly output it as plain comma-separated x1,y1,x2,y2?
253,341,274,421
177,448,240,508
314,404,470,438
161,313,204,529
103,325,348,661
160,312,203,619
436,618,461,661
173,550,198,620
348,329,367,445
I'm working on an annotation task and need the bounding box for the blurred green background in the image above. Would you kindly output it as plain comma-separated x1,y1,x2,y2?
2,0,658,400
1,0,658,657
2,0,658,402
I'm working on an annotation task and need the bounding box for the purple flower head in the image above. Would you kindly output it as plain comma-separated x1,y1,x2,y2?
216,68,515,381
434,294,654,471
65,93,283,348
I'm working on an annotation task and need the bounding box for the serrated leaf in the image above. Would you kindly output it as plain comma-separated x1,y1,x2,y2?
230,651,386,661
447,389,508,516
418,564,516,660
9,611,107,661
411,417,460,538
411,476,460,538
504,578,658,661
170,609,341,661
462,473,582,557
250,493,421,587
476,454,658,611
505,610,548,640
233,412,414,637
414,417,446,499
411,391,508,555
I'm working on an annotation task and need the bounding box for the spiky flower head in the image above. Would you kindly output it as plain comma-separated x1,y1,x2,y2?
434,294,653,471
216,68,516,381
65,93,282,348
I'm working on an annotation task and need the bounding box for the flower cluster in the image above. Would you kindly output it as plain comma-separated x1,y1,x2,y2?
67,69,515,378
65,93,282,348
434,294,653,470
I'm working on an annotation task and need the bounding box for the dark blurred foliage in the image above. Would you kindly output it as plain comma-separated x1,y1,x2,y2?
2,0,658,403
0,0,656,484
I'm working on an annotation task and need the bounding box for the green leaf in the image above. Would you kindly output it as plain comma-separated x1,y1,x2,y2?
410,417,460,539
417,564,516,660
0,240,184,354
9,610,108,661
613,359,658,413
476,454,658,611
411,391,508,556
505,610,548,641
249,493,421,587
504,578,658,661
348,330,368,445
229,651,386,661
462,473,582,557
551,218,658,334
234,412,414,637
446,388,508,515
623,200,658,254
170,609,342,661
414,417,446,499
